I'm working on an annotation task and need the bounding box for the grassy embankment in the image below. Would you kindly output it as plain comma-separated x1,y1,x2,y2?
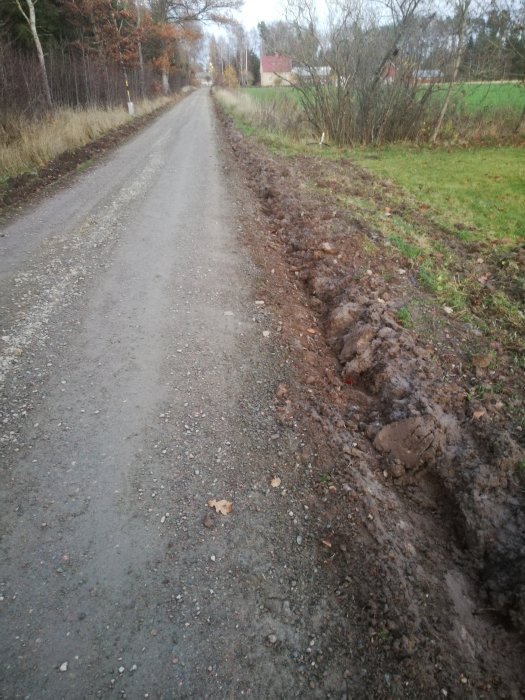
217,87,525,357
0,97,173,182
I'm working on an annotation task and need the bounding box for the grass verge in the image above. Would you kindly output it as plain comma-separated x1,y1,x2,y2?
350,145,525,243
216,88,525,357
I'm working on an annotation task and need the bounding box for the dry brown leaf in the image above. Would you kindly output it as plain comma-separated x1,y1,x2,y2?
208,499,233,515
321,539,332,549
306,328,318,335
473,408,486,420
477,272,492,285
472,354,491,369
270,477,281,488
275,383,288,399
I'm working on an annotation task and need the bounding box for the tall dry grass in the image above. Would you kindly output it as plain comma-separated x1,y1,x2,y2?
0,97,172,180
215,88,309,140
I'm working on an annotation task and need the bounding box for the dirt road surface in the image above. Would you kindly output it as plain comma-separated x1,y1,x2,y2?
0,90,349,698
2,90,524,700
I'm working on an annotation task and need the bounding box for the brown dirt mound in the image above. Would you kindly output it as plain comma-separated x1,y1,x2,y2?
218,103,525,696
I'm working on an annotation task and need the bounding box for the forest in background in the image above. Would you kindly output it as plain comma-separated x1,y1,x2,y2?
0,0,241,119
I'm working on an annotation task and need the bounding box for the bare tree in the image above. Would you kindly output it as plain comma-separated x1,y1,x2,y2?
149,0,242,24
15,0,52,109
136,0,147,100
148,0,242,91
431,0,472,141
284,0,434,145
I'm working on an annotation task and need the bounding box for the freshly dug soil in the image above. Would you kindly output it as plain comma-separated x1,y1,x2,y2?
217,102,525,697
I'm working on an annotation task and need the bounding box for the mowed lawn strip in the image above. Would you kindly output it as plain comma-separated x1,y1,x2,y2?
243,86,301,103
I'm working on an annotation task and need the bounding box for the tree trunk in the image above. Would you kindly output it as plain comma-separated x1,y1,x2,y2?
136,3,146,100
16,0,53,109
431,0,471,143
514,101,525,134
138,42,146,100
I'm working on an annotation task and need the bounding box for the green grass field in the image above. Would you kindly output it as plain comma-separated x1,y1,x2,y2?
244,81,524,114
346,144,524,331
436,81,525,112
350,145,525,243
225,92,525,247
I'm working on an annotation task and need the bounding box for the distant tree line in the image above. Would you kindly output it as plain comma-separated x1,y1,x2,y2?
0,0,241,117
463,5,525,79
208,28,260,86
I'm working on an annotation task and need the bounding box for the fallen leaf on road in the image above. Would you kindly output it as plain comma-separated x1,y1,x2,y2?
208,499,233,515
275,383,288,399
271,477,281,488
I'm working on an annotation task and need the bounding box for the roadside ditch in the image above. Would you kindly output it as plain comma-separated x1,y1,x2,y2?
216,100,525,697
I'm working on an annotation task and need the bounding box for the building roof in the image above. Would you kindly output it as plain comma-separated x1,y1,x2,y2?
261,54,292,74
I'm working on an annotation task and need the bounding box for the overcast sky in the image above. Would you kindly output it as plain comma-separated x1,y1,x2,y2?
235,0,286,32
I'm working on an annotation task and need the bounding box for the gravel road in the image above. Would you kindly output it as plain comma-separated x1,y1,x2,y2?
0,91,352,698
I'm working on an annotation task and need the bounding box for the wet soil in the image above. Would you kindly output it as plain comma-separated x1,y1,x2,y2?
217,103,525,697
